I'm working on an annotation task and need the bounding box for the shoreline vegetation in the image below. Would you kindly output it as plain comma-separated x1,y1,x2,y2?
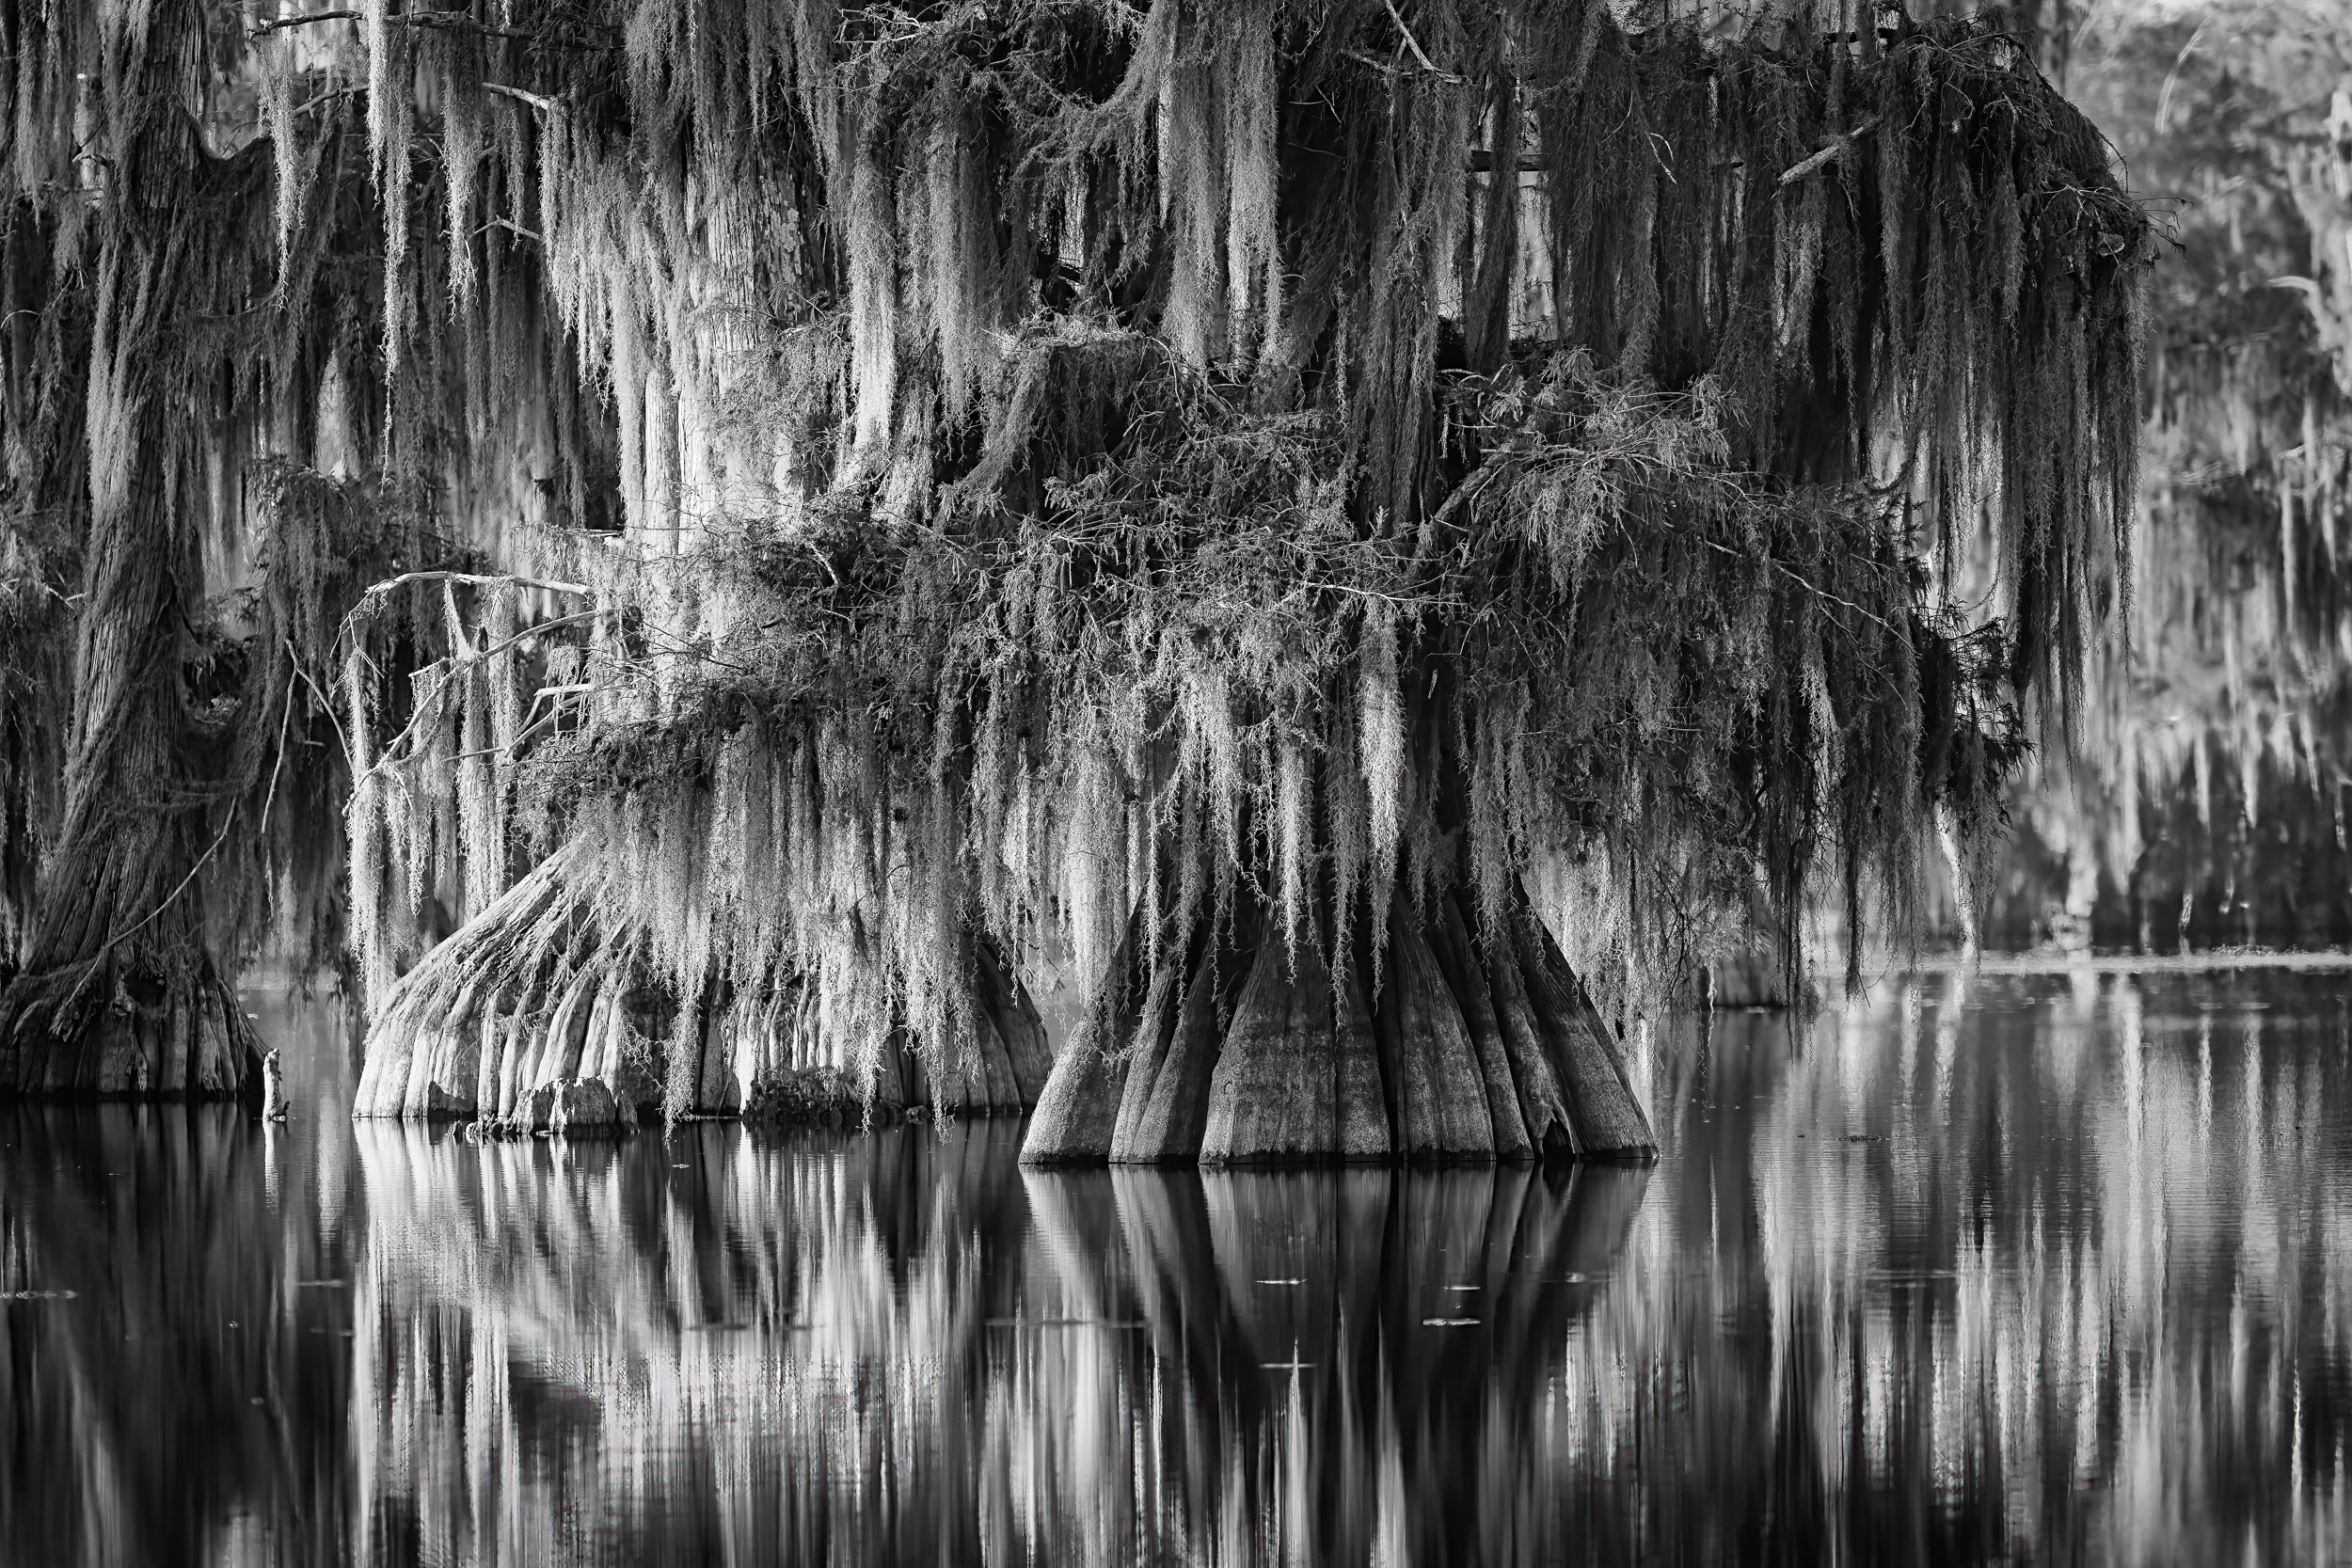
1908,946,2352,975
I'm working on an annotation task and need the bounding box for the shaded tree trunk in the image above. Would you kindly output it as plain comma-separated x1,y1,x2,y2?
1025,650,1656,1170
0,36,273,1101
0,257,262,1099
1022,881,1654,1168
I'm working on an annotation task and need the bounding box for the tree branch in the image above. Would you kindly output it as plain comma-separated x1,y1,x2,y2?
342,571,593,645
295,86,366,117
473,215,545,245
1778,114,1885,187
483,82,560,115
246,7,359,33
1380,0,1450,78
246,8,602,47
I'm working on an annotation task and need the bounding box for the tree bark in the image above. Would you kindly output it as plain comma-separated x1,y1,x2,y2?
1198,930,1389,1165
1021,879,1656,1168
1021,920,1149,1164
0,224,264,1101
1374,895,1498,1161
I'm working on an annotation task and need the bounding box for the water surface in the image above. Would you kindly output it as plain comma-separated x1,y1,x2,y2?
3,971,2348,1565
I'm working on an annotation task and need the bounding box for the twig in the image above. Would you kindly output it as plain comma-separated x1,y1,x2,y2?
1343,46,1463,85
285,639,351,762
1688,534,1899,634
247,8,596,46
1380,0,1445,77
1777,113,1884,188
483,82,561,115
351,610,602,784
473,215,545,245
453,698,569,763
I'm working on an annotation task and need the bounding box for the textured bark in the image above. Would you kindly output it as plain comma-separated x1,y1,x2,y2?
1200,935,1392,1165
907,1003,1027,1114
1333,958,1392,1162
1479,897,1581,1159
977,942,1056,1102
1425,892,1536,1159
1197,935,1334,1163
1110,953,1227,1164
1516,911,1656,1158
0,220,260,1101
0,956,260,1100
357,877,1048,1123
1375,898,1497,1161
1107,959,1188,1160
1023,1032,1132,1164
1023,879,1654,1168
1021,914,1150,1162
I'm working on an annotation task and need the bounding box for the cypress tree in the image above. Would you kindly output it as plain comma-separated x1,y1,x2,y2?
0,2,2149,1158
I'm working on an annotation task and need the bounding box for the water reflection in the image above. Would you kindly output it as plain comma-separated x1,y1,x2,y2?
3,973,2350,1565
0,992,364,1565
343,1121,1646,1567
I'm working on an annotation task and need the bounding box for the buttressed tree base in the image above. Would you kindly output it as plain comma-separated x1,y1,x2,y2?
0,2,2147,1160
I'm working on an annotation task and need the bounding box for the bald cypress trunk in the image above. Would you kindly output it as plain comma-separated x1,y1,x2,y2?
0,144,264,1101
1022,881,1653,1168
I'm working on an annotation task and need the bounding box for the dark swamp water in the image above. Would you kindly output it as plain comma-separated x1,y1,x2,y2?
5,970,2351,1566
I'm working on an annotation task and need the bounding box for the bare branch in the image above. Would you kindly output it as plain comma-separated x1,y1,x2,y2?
356,569,592,601
1778,114,1885,187
1380,0,1447,78
246,7,359,34
483,82,561,115
474,215,545,245
246,8,602,46
342,571,593,648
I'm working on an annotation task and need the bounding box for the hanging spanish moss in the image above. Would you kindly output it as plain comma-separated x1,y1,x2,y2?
4,2,2148,1159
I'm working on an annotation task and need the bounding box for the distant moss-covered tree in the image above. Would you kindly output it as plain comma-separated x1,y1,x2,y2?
7,2,2149,1159
1983,0,2352,950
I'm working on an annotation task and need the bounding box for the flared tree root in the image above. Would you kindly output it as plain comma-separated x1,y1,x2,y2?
0,950,264,1100
1023,886,1654,1167
354,843,1055,1125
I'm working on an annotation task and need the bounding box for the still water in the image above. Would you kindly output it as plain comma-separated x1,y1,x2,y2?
3,969,2348,1566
